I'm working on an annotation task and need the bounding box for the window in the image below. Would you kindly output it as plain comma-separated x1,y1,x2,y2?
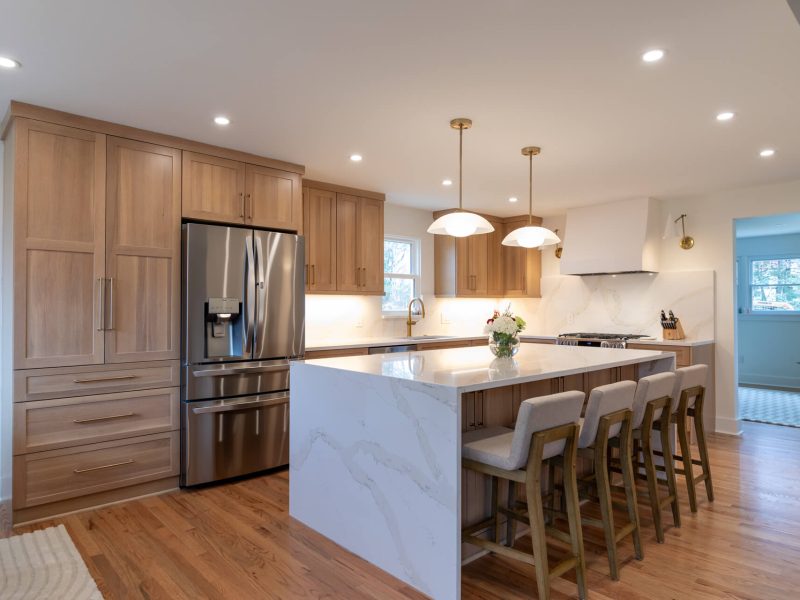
749,256,800,313
383,237,420,314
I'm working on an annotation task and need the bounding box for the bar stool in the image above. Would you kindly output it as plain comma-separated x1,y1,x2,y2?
462,391,587,600
628,372,681,543
577,381,642,581
668,364,714,512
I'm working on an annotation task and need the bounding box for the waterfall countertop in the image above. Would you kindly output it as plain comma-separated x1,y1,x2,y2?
301,344,673,392
290,344,675,599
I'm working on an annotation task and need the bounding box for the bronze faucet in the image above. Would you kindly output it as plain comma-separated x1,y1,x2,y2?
406,297,426,337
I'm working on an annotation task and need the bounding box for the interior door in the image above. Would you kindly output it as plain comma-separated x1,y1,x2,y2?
13,119,106,368
183,223,252,365
105,137,181,363
245,165,302,232
253,230,305,360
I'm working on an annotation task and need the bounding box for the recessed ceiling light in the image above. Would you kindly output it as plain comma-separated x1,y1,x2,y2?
350,154,363,162
641,49,665,63
213,116,230,126
0,56,21,69
442,179,453,186
759,148,776,158
716,111,735,122
508,197,518,203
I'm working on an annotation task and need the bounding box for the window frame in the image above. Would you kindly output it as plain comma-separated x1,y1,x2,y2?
747,253,800,316
382,235,422,317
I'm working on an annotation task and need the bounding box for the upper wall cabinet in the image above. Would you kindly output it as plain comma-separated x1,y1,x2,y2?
182,152,302,232
434,211,542,298
303,180,385,296
11,120,107,368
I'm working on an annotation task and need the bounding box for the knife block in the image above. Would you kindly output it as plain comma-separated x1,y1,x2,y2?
662,319,686,340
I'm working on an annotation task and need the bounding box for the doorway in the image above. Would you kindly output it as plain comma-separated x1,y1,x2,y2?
735,213,800,427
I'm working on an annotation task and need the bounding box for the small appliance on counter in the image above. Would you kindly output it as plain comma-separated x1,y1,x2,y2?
181,223,305,486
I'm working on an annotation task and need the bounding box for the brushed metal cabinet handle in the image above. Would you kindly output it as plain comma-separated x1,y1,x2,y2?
73,374,138,384
312,264,316,285
96,278,104,331
73,412,137,424
239,192,245,218
246,193,252,221
73,458,135,474
107,277,115,330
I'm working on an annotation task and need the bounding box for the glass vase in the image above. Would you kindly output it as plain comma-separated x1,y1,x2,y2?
488,335,520,358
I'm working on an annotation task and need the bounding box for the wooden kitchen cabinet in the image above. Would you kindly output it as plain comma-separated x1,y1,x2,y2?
303,180,385,296
304,187,338,292
245,164,302,232
434,211,542,298
181,151,245,224
105,137,181,363
10,119,107,369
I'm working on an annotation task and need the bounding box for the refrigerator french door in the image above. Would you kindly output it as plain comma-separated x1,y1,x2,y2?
181,223,304,486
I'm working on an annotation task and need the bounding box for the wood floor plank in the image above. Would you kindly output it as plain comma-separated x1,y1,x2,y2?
13,421,800,599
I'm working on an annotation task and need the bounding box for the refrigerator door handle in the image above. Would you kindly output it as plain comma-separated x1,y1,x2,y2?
190,393,290,414
244,235,256,356
254,233,266,351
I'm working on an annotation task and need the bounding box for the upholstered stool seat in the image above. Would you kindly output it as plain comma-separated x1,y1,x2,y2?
461,391,588,600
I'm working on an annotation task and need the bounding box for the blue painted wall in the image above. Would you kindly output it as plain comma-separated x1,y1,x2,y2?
736,232,800,389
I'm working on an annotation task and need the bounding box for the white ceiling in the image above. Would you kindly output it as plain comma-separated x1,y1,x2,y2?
736,212,800,238
1,0,799,217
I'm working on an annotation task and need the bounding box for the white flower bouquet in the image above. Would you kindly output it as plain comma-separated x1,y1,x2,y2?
484,306,526,357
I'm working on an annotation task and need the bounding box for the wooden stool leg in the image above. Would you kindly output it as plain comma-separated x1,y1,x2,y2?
506,481,517,547
693,404,715,502
659,416,681,527
642,426,665,543
562,454,588,599
595,439,620,580
490,476,501,544
677,410,698,512
620,423,644,561
525,460,551,600
545,461,556,525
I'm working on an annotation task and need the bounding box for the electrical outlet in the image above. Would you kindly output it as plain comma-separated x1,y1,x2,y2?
355,318,364,328
440,311,451,325
567,312,575,325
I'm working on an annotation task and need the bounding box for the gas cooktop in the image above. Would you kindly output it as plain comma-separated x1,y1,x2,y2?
559,332,650,340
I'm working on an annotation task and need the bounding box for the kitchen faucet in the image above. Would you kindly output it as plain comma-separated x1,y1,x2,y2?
406,297,426,337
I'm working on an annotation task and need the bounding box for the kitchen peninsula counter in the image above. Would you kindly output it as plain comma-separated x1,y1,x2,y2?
289,345,674,600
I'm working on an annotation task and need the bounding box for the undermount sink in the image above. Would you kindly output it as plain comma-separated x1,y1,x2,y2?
404,335,456,341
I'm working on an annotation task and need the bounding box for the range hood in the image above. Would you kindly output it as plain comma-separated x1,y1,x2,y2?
560,197,660,275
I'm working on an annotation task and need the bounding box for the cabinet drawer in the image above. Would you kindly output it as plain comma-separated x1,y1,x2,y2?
627,344,691,367
13,431,179,509
14,360,180,402
14,388,179,454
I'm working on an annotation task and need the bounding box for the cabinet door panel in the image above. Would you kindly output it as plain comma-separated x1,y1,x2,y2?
486,220,504,296
181,151,245,224
358,197,384,293
304,187,337,292
246,165,302,231
106,138,180,363
468,234,488,295
455,237,473,296
14,120,106,368
336,194,360,292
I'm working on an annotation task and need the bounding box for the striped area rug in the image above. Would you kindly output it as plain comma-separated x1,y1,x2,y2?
0,525,102,599
739,386,800,428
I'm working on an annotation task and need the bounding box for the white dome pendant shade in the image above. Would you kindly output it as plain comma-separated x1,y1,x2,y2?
428,118,494,237
502,146,560,249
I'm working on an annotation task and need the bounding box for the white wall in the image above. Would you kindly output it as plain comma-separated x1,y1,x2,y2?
735,232,800,389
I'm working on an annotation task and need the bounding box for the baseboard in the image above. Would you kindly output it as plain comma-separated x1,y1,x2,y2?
739,374,800,390
715,416,743,436
739,382,800,393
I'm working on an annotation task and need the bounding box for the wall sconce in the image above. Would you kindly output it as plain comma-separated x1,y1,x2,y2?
675,214,695,250
554,229,563,258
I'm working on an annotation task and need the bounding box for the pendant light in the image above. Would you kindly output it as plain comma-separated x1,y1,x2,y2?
502,146,561,249
428,118,495,237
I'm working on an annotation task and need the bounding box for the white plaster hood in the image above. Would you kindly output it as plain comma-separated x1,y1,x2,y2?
560,197,661,275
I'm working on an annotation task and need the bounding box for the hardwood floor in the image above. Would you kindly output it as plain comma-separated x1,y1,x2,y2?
13,421,800,599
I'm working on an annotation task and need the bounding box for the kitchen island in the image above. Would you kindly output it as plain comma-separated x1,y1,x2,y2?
289,344,674,600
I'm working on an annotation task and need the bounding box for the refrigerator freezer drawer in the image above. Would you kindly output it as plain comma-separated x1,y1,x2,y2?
183,359,290,401
181,393,289,486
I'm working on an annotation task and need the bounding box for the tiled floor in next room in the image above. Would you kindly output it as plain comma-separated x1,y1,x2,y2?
739,385,800,428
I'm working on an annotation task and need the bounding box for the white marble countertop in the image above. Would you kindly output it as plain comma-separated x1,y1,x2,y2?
301,344,674,393
518,335,715,347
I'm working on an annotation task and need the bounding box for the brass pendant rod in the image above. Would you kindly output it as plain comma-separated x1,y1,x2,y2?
528,152,533,225
458,124,463,211
675,213,687,237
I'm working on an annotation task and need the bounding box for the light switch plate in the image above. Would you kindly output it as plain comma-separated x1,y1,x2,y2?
440,311,451,324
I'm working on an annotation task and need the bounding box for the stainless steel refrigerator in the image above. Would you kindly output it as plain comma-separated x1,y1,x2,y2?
181,223,304,486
